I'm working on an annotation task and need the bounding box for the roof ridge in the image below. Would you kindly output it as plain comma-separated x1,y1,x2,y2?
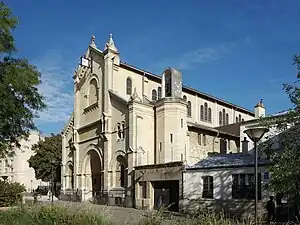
120,62,254,115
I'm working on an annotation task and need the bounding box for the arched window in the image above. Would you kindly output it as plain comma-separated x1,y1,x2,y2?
242,119,244,122
121,122,125,139
165,70,172,97
236,116,238,123
126,77,132,95
187,101,192,117
222,109,226,126
157,87,162,99
152,89,157,101
89,79,98,105
226,113,229,125
219,111,222,125
204,103,208,121
100,120,103,132
183,95,187,101
200,105,204,120
117,124,122,139
239,114,242,123
208,108,212,123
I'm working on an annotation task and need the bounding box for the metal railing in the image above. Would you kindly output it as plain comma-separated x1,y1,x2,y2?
93,190,109,205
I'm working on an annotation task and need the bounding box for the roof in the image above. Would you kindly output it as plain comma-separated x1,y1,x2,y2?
187,122,240,138
186,153,270,170
62,112,74,136
119,62,254,116
135,161,184,170
215,123,241,136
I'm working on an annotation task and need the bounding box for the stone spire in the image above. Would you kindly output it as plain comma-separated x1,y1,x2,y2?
90,35,97,48
130,88,142,102
104,33,118,53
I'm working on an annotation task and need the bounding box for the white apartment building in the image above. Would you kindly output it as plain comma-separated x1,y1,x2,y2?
0,131,46,192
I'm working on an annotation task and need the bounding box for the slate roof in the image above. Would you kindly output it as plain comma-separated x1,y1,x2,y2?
186,153,270,170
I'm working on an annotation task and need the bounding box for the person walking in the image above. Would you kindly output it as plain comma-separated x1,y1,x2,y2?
266,196,276,224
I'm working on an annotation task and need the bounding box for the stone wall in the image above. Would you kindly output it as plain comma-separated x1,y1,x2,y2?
180,198,267,220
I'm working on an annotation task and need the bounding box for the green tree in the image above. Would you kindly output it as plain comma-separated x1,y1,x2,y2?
261,54,300,196
28,134,62,183
0,1,46,157
0,2,17,53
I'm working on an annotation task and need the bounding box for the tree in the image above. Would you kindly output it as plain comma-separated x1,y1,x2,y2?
28,133,62,183
0,2,17,53
0,2,46,157
261,54,300,197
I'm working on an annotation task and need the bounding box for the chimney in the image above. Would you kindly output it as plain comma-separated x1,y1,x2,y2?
254,99,265,118
242,137,249,154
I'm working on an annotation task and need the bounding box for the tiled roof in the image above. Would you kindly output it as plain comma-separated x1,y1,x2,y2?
186,153,270,170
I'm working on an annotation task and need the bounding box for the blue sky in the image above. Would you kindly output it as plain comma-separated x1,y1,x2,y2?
6,0,300,135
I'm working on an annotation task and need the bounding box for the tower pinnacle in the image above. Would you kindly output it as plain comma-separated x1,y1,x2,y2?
90,35,96,48
104,33,118,53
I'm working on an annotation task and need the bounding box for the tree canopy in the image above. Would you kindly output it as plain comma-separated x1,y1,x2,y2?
0,2,17,53
0,1,46,157
28,133,62,182
261,54,300,196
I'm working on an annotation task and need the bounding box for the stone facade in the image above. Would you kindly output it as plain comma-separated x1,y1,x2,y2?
0,131,46,191
61,34,256,208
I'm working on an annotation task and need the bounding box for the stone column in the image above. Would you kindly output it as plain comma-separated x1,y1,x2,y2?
149,182,155,209
65,176,70,189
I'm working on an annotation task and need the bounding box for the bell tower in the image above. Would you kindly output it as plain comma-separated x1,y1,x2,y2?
155,68,187,164
161,68,183,99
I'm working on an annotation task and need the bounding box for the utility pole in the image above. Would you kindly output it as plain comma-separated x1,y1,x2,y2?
51,160,54,203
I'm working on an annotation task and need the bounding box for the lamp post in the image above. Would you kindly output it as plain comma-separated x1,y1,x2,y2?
244,127,269,224
51,159,56,203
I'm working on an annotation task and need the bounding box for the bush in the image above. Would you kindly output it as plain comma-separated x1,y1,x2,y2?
0,205,112,225
0,181,25,207
138,207,256,225
0,204,297,225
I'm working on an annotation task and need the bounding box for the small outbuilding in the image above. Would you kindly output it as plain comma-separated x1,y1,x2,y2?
180,153,271,219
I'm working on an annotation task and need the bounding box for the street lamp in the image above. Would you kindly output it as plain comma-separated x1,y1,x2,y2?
244,127,269,224
51,159,56,203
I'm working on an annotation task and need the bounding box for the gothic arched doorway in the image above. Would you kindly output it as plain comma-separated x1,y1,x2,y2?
83,149,103,195
116,155,128,188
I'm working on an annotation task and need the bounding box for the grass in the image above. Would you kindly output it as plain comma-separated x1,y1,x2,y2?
0,204,113,225
0,204,298,225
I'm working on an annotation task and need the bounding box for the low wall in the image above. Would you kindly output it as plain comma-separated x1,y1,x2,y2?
180,199,267,220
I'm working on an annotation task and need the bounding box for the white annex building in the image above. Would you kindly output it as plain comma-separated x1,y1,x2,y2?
61,34,265,209
0,131,46,192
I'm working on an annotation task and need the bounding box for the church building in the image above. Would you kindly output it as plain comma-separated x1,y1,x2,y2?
61,34,259,209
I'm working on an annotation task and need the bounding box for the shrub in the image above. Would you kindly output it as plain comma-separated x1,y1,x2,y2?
0,204,112,225
139,207,257,225
0,180,26,207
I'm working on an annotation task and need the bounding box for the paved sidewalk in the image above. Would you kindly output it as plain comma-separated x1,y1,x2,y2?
37,201,146,224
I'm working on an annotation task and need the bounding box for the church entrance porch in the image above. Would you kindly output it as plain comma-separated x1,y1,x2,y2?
153,180,179,211
134,162,184,212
